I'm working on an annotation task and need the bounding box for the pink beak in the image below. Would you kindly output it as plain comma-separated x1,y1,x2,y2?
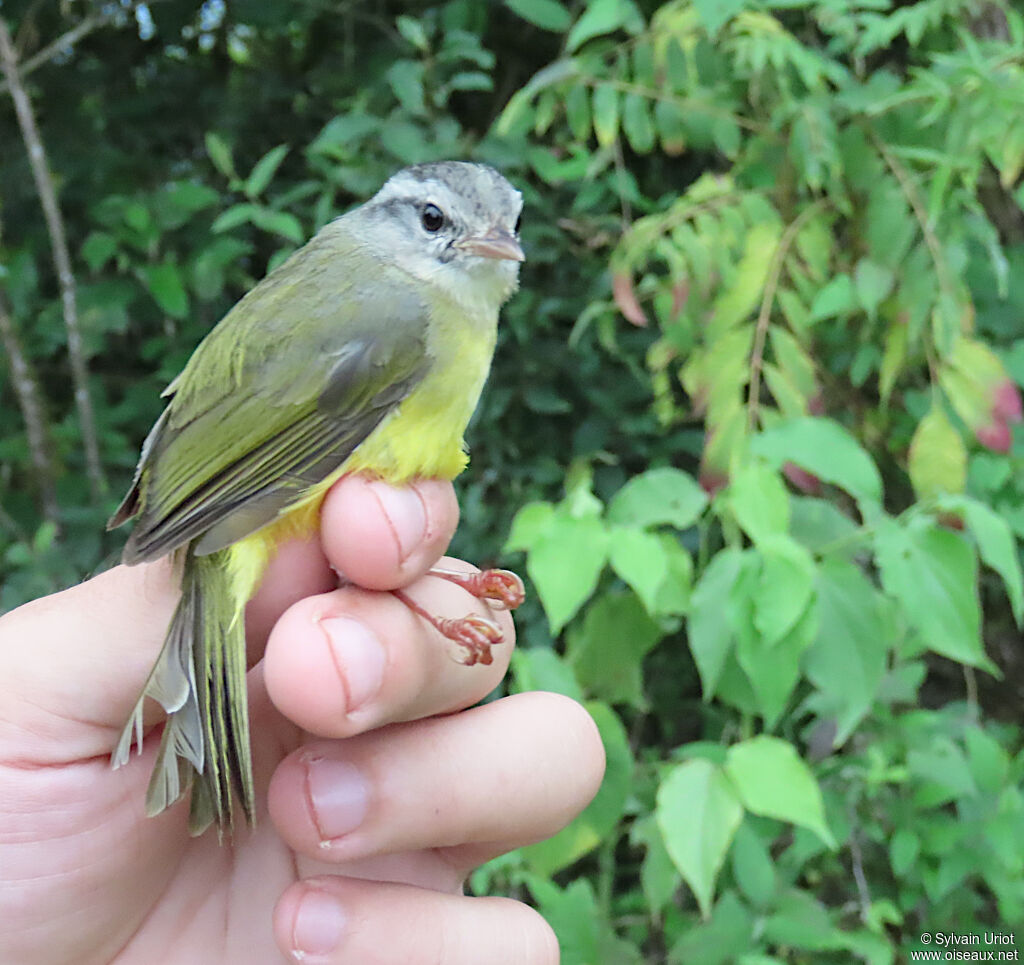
457,228,525,262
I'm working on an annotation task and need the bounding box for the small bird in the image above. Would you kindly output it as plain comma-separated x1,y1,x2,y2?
109,161,526,836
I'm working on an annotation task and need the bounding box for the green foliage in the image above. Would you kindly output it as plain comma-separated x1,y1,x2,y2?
3,0,1024,961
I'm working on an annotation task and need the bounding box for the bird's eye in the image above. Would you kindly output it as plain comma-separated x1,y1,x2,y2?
514,213,522,234
421,203,445,233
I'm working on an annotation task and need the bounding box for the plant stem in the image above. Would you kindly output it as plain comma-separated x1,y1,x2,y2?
0,293,59,526
0,11,112,97
0,17,106,500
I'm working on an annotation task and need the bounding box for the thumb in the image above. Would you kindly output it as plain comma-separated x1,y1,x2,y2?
0,559,179,766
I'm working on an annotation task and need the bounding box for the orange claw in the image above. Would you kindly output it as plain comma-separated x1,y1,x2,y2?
438,615,502,666
429,567,526,610
392,589,504,666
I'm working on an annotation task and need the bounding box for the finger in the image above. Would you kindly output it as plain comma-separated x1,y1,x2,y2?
246,477,459,649
267,692,604,864
319,475,459,590
263,558,513,736
274,876,558,965
0,559,181,763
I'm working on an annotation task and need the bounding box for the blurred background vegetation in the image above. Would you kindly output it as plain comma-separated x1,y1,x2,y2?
2,0,1023,961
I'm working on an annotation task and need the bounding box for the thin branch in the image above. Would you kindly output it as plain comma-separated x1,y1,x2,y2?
846,811,873,924
747,200,826,429
871,129,956,301
0,17,106,500
0,12,111,98
0,292,60,525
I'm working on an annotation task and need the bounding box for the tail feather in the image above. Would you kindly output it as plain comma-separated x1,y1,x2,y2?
112,547,255,837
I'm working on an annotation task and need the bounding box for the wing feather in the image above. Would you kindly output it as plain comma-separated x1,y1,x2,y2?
113,225,432,563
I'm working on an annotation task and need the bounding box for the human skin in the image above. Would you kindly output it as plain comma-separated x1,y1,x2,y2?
0,475,605,964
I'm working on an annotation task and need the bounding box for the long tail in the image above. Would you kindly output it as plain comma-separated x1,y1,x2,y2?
112,547,254,836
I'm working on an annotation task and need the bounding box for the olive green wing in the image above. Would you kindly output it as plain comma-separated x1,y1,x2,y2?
112,231,432,563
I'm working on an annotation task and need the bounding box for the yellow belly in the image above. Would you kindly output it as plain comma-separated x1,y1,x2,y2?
224,315,495,601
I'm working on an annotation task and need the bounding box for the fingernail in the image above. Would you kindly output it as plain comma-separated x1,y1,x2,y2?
368,480,426,562
292,888,346,959
305,755,370,841
321,617,386,713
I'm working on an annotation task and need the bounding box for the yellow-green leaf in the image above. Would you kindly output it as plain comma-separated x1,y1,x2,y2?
908,405,966,499
708,221,779,336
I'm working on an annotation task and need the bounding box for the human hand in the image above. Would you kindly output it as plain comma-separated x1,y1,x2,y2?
0,476,605,964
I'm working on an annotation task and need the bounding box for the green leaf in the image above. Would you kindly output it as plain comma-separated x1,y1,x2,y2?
248,206,305,243
309,114,381,155
191,237,252,301
592,83,620,147
908,405,967,499
567,591,662,706
728,461,790,546
736,592,817,726
751,418,883,512
244,144,289,198
510,647,583,701
762,889,847,951
941,495,1024,626
632,815,680,916
657,759,744,918
139,261,189,319
693,0,748,37
524,876,642,965
395,14,429,50
890,828,920,876
752,535,815,646
725,737,836,847
688,548,746,699
908,736,977,808
609,526,668,614
668,891,755,964
789,497,860,554
524,701,632,876
708,222,779,336
730,821,777,908
804,558,890,744
565,83,592,142
808,274,855,322
873,518,994,672
81,232,118,272
622,93,655,153
607,467,707,530
211,203,260,233
205,131,237,179
654,534,693,615
386,59,426,115
853,257,895,320
654,98,687,155
566,0,643,53
964,726,1010,794
447,70,493,93
527,512,609,633
505,501,556,551
504,0,572,31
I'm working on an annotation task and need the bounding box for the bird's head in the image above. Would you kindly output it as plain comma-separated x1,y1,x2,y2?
360,161,524,313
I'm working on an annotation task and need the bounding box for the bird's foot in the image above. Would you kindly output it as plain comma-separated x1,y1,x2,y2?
392,588,504,666
428,567,526,610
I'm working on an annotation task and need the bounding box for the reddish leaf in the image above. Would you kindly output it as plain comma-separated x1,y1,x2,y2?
937,512,965,532
613,271,649,327
976,420,1012,453
699,467,729,496
783,462,822,495
992,379,1023,424
671,280,689,317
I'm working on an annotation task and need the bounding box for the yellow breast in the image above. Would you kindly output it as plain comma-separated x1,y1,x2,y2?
225,299,498,598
